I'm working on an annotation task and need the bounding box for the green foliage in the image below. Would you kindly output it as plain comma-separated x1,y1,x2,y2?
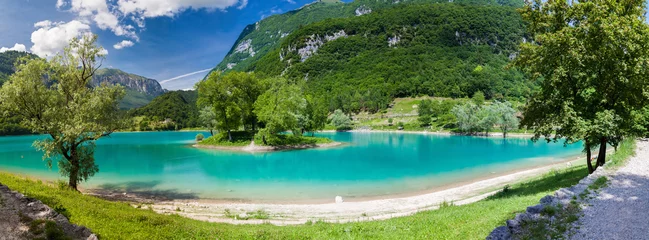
330,109,352,131
452,102,481,134
472,91,486,106
197,72,243,140
198,107,217,135
252,3,531,113
492,101,519,138
195,133,204,141
199,131,255,147
253,133,332,146
253,77,306,135
0,35,124,189
515,0,649,171
0,50,38,85
211,0,524,76
130,90,199,129
417,99,434,126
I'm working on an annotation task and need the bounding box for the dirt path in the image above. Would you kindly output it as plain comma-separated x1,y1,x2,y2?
570,141,649,240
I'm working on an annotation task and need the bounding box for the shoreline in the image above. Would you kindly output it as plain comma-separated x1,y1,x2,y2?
192,141,343,153
143,154,586,225
322,129,539,139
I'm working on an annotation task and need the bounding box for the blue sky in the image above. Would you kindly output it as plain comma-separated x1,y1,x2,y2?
0,0,320,90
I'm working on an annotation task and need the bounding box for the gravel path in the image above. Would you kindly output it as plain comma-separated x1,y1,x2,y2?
571,140,649,240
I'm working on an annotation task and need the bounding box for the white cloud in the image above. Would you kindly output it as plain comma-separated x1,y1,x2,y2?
116,0,241,17
0,43,28,53
30,20,92,58
53,0,247,47
113,40,134,49
285,0,296,4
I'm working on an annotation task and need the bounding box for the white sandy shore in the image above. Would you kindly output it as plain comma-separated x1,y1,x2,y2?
151,156,583,225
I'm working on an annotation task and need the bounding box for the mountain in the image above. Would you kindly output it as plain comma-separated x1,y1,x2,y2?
208,0,523,77
128,90,200,129
249,2,531,112
93,68,166,109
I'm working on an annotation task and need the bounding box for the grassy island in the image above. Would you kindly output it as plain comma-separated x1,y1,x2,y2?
195,131,336,152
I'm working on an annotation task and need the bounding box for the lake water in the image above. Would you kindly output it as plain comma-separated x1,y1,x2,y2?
0,131,582,202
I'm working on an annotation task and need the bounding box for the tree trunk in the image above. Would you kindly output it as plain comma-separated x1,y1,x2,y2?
586,141,596,174
597,137,607,167
312,132,315,137
503,129,507,138
262,135,267,145
227,130,233,141
68,148,79,190
210,129,213,136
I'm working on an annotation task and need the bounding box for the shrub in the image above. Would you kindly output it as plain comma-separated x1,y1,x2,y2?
195,133,204,142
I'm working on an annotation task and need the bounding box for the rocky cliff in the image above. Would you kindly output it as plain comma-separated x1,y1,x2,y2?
93,68,165,97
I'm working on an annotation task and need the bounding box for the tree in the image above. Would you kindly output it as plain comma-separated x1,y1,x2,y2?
330,109,352,131
254,77,306,142
0,35,124,190
198,107,217,136
514,0,649,174
418,99,434,126
196,71,242,141
303,94,328,136
471,91,485,106
229,72,264,131
451,102,480,134
477,104,498,136
493,101,519,138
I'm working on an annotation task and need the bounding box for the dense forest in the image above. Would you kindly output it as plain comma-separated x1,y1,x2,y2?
128,90,199,130
250,3,532,113
211,0,524,76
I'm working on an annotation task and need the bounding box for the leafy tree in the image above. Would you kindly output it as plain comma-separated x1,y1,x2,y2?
302,94,328,136
493,101,519,138
515,0,649,173
229,72,265,131
451,102,480,134
0,35,124,190
199,107,217,136
472,91,486,106
330,109,352,131
196,72,242,141
254,77,306,143
477,104,498,136
418,99,434,126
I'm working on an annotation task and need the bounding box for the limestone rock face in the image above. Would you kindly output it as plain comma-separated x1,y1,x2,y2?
92,68,165,97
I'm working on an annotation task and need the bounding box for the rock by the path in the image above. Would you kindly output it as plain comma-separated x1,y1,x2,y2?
0,183,94,240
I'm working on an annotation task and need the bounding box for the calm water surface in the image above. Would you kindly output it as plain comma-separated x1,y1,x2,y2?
0,131,582,202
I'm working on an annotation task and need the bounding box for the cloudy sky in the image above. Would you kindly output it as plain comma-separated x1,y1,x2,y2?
0,0,320,90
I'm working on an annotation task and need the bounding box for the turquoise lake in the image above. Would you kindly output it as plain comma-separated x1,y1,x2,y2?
0,131,583,202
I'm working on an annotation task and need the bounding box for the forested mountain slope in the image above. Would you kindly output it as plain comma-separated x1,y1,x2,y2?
209,0,523,76
128,90,199,129
0,51,38,86
251,3,532,112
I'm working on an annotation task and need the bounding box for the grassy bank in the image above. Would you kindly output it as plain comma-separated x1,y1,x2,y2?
0,140,635,239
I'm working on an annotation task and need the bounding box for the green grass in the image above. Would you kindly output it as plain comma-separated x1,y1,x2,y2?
605,138,636,169
254,133,333,146
198,131,255,147
0,140,635,239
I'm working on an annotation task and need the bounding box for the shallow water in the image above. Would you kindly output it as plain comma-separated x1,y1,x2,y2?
0,131,582,202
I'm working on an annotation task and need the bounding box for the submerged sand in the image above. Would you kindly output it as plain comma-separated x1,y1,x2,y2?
193,141,342,153
148,156,583,225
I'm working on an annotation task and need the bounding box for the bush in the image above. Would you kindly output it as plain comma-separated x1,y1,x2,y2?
253,132,332,146
195,133,204,142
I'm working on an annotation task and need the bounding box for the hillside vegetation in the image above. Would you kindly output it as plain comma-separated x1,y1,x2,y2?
252,3,531,113
210,0,523,76
128,90,199,130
